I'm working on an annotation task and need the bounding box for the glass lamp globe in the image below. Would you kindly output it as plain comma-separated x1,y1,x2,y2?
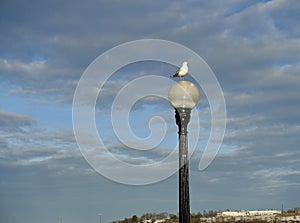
168,80,200,109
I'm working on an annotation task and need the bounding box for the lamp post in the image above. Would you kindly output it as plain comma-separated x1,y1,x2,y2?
168,80,200,223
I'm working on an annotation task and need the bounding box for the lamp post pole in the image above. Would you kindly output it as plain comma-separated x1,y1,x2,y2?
168,80,199,223
176,108,191,223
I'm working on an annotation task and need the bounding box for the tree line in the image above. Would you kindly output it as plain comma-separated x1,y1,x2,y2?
112,207,300,223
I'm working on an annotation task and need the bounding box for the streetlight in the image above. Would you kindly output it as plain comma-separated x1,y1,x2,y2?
168,80,200,223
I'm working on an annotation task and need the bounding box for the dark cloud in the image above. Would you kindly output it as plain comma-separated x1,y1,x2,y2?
0,109,35,131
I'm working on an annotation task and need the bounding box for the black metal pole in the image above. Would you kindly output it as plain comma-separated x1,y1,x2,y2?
175,107,191,223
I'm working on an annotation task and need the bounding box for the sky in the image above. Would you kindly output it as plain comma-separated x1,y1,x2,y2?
1,0,300,222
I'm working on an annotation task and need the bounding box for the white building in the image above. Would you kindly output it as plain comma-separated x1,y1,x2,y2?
219,210,281,217
282,215,300,222
143,219,165,223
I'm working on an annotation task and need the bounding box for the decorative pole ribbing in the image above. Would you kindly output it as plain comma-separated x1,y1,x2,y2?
176,108,191,223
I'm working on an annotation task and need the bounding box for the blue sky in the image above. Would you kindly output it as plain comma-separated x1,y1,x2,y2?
1,0,300,222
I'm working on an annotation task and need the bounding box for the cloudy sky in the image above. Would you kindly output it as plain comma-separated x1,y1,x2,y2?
1,0,300,222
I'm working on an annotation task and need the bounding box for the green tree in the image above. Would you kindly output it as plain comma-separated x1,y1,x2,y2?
191,212,202,223
170,214,178,220
131,215,138,223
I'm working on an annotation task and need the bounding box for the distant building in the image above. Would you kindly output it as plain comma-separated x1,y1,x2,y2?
282,215,300,222
196,210,292,223
143,219,165,223
218,210,281,217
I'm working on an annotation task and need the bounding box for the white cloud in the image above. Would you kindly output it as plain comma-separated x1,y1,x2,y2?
251,167,300,194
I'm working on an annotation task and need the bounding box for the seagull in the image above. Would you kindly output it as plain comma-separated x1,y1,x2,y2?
170,61,188,80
